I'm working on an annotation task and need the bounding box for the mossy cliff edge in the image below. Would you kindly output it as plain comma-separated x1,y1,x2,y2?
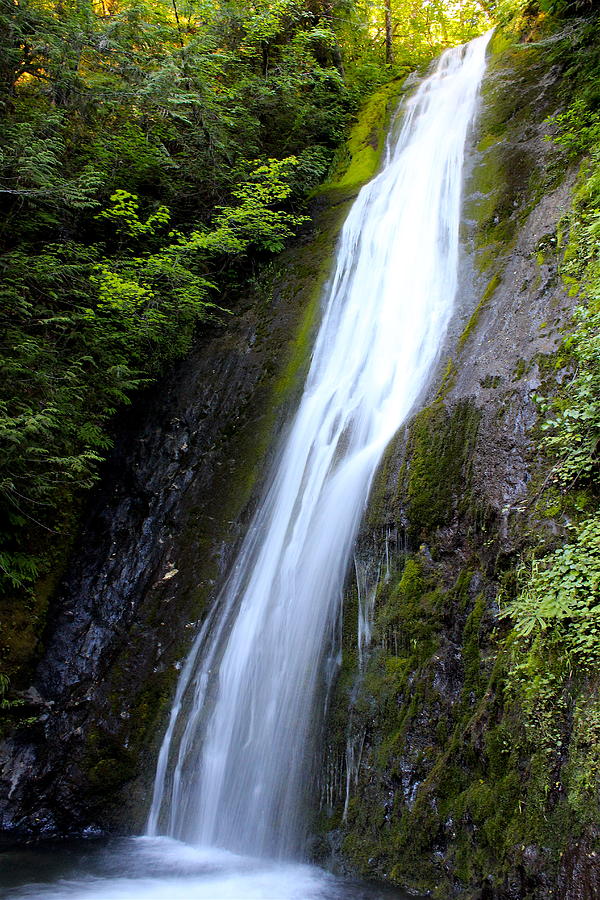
0,82,405,841
316,21,600,900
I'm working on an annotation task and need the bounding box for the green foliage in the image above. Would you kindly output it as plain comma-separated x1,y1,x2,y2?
210,158,310,253
533,156,600,489
339,0,490,85
532,20,600,492
536,301,600,485
0,674,32,736
0,155,311,595
96,191,172,240
0,0,494,676
547,101,600,159
494,35,600,861
501,34,600,667
501,516,600,663
0,674,11,709
491,0,597,25
538,0,598,16
0,0,352,600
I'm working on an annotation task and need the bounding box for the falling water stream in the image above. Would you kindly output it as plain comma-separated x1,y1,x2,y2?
2,31,491,900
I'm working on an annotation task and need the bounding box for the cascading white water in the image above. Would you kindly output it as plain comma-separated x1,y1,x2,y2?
148,31,492,859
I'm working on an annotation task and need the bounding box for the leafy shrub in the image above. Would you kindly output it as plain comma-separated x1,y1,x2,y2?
501,515,600,666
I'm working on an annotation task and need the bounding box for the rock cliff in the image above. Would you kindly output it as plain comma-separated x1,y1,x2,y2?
315,25,600,900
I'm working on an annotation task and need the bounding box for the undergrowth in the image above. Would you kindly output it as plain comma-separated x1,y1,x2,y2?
499,11,600,843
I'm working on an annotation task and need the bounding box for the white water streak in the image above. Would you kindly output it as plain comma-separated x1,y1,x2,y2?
148,31,492,859
354,554,380,670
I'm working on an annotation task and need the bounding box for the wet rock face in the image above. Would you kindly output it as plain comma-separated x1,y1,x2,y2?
557,830,600,900
0,216,338,840
317,32,590,900
0,311,280,839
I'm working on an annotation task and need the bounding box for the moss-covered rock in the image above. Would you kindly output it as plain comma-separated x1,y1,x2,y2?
322,79,408,193
317,16,600,900
401,400,481,538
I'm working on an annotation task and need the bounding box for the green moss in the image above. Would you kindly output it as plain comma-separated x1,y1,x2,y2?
399,399,481,538
436,357,458,398
325,538,584,894
564,697,600,821
84,728,137,796
458,274,501,352
322,79,407,192
461,594,486,703
272,293,319,403
480,373,503,389
464,32,566,281
512,357,528,380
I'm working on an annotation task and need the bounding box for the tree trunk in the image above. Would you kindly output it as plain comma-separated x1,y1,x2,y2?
384,0,394,65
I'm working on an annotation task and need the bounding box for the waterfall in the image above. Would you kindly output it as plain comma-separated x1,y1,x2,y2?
148,31,492,859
